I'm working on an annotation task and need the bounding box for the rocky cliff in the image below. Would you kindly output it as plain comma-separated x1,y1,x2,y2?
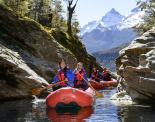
116,27,155,103
0,5,99,100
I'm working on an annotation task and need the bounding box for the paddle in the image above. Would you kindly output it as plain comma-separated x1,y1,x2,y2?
78,73,104,98
32,84,53,96
86,79,104,98
31,81,66,96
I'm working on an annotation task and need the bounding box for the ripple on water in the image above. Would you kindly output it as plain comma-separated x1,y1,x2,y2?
0,89,155,122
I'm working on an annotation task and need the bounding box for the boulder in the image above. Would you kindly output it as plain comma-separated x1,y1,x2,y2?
0,44,48,100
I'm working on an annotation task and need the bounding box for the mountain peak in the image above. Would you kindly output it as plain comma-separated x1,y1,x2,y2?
105,8,122,16
101,8,124,27
109,8,119,14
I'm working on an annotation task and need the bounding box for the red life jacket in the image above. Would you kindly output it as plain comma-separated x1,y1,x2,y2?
93,71,98,78
58,71,65,81
58,70,67,86
103,71,108,77
76,70,85,81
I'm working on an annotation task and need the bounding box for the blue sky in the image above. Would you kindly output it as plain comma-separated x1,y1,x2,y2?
75,0,137,26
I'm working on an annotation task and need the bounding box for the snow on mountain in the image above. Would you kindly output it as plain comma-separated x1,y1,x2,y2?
102,8,124,27
80,21,99,36
117,7,145,30
80,21,108,36
80,7,145,53
80,8,125,36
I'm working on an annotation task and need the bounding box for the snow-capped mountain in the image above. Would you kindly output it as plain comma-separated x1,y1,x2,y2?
102,8,124,27
80,8,125,36
117,7,145,30
81,7,145,53
80,21,107,36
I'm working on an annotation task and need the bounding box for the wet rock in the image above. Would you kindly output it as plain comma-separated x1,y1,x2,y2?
110,91,133,105
116,27,155,103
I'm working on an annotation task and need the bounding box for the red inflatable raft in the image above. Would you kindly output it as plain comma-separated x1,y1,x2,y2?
89,80,105,90
100,80,118,87
46,87,95,108
90,79,118,90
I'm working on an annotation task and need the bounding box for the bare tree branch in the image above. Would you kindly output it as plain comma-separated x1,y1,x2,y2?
64,0,79,35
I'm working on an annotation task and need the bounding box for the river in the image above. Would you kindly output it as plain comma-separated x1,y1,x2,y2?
0,89,155,122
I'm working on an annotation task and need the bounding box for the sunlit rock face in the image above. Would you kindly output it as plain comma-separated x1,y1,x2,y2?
0,45,49,100
116,27,155,103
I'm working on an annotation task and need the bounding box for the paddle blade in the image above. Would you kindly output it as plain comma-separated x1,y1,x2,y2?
95,91,104,98
32,87,44,96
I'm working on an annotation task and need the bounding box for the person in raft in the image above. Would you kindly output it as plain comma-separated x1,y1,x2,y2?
74,62,89,91
52,60,74,91
90,68,102,82
102,68,112,81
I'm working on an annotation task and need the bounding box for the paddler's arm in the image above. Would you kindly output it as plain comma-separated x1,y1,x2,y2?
46,75,58,89
49,74,59,87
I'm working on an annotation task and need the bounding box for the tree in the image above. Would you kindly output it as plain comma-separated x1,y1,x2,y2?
72,14,80,34
4,0,29,16
28,0,52,24
64,0,78,35
137,0,155,34
52,0,65,29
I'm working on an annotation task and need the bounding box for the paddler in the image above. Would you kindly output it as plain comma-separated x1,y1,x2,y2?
74,62,89,90
102,68,112,81
90,68,102,82
51,59,74,91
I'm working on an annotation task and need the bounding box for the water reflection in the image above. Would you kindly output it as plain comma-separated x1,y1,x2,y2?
0,89,155,122
47,107,93,122
0,100,32,122
120,105,155,122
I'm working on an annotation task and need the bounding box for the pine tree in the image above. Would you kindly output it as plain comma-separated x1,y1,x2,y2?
28,0,52,26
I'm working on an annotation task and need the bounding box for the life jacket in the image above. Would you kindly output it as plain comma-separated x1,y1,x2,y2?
75,70,85,81
92,71,99,78
103,71,111,81
58,70,67,86
103,71,108,77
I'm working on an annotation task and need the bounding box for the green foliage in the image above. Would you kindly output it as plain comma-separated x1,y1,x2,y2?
0,0,4,4
137,0,155,34
51,0,66,29
3,0,80,36
28,0,52,26
72,17,80,34
4,0,29,16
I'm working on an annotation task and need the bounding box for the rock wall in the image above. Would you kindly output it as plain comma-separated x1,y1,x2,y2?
0,5,78,100
116,27,155,103
0,44,48,100
0,5,77,81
